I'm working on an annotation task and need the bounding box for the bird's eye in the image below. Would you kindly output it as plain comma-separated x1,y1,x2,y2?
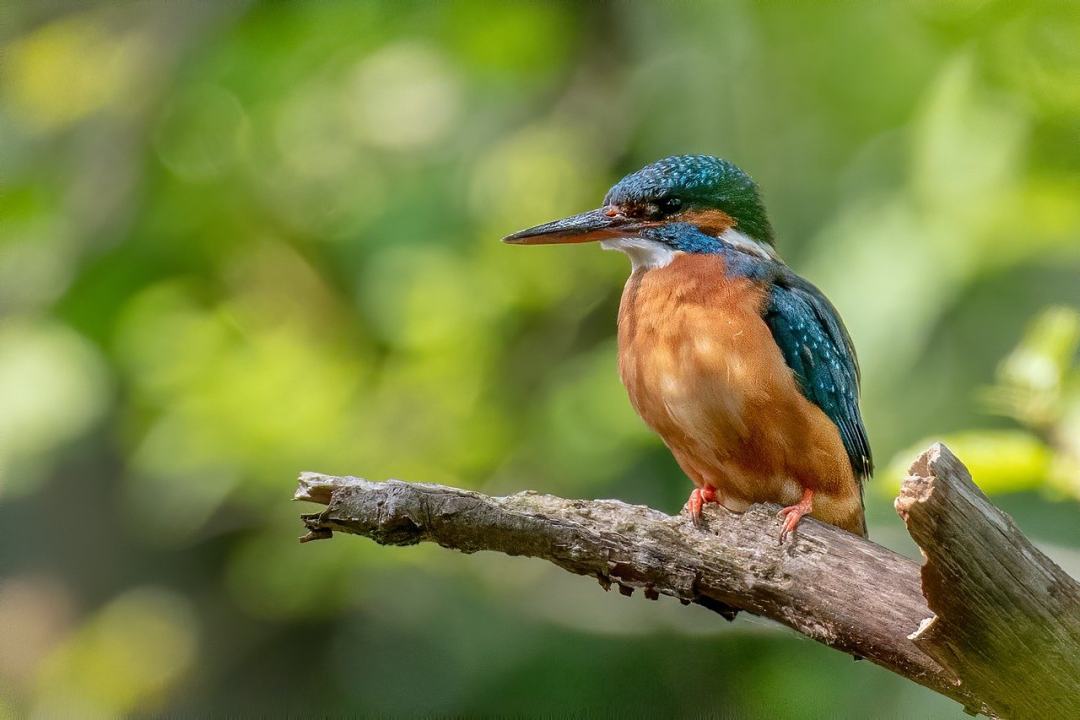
658,197,682,215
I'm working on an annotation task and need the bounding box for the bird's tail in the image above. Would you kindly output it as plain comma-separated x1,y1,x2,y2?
852,508,868,539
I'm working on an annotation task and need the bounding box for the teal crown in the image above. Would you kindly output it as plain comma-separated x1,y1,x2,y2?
604,155,774,245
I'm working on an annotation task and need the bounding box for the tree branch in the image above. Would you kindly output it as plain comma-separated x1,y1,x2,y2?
294,443,1080,718
897,446,1080,718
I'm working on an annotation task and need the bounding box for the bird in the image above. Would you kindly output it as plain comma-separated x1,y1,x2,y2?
502,154,872,540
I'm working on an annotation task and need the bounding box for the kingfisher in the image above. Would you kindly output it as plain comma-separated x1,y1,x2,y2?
503,155,872,540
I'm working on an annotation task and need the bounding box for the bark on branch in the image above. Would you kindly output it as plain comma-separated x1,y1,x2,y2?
294,443,1080,719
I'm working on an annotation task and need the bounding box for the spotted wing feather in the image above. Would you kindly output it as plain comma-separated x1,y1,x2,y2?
763,272,873,484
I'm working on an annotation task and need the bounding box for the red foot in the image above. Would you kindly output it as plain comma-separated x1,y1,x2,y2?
685,486,719,525
778,488,814,542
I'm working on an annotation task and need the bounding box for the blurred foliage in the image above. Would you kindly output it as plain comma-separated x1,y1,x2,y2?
1,1,1079,717
889,306,1080,498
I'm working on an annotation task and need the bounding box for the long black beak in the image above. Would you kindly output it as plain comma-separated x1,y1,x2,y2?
501,208,652,245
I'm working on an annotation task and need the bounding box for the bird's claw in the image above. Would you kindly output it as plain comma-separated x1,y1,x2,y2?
686,486,719,525
777,489,814,543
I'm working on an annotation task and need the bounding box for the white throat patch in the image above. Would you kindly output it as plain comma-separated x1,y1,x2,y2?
600,237,679,271
718,228,779,261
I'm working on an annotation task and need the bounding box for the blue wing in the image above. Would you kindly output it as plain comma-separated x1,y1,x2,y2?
763,271,873,484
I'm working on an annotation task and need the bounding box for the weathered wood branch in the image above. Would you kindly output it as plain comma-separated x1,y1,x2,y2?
897,446,1080,718
294,443,1080,718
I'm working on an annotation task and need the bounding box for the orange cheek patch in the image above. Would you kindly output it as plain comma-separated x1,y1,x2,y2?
677,208,736,236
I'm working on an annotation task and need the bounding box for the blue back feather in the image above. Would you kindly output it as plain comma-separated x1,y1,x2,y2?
764,271,873,484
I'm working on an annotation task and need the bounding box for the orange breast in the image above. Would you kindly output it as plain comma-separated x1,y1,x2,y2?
616,253,862,530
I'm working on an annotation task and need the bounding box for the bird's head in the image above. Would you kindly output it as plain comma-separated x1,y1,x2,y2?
502,155,776,266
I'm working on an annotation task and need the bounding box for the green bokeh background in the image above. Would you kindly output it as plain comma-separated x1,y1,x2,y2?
2,2,1079,717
